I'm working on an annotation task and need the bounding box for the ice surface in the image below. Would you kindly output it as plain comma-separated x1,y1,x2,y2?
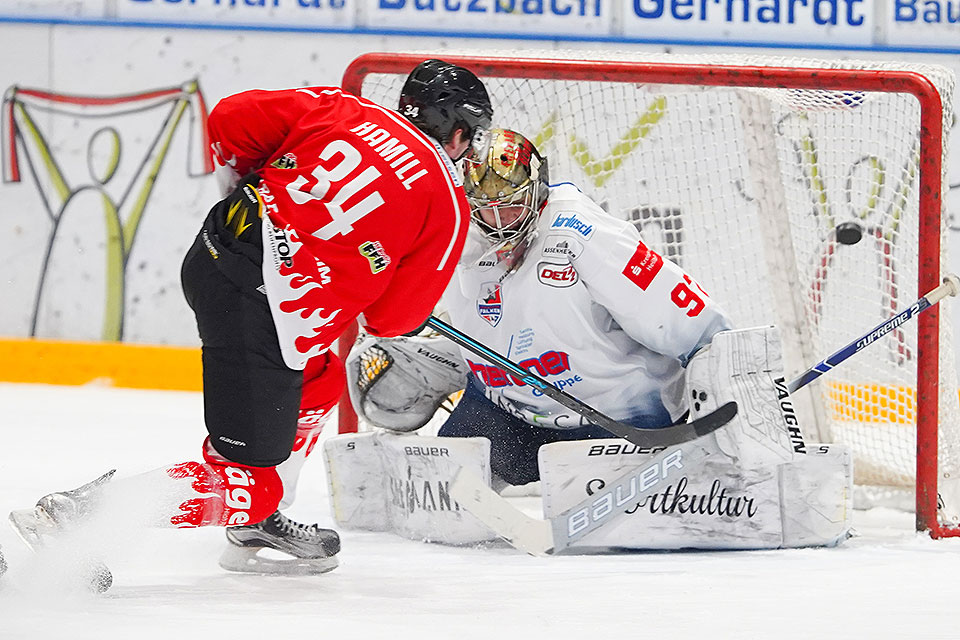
0,383,958,639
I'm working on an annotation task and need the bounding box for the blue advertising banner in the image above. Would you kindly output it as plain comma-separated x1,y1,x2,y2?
4,0,107,18
886,0,960,47
362,0,611,36
621,0,874,46
116,0,354,28
0,2,958,57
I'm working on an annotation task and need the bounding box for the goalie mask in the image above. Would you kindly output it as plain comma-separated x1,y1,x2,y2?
464,129,548,272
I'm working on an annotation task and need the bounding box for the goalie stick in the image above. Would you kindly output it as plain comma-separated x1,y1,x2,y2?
426,315,737,448
788,274,960,393
451,275,960,556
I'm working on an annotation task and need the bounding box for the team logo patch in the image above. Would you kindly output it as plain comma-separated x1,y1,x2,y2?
477,283,503,327
537,262,579,288
270,152,298,169
549,211,595,239
358,240,391,274
622,239,663,290
541,235,583,260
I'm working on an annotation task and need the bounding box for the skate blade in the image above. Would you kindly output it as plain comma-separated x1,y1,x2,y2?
9,509,46,551
218,544,339,576
8,509,113,593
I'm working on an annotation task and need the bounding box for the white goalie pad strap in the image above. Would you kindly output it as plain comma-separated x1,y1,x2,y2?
538,435,852,551
684,325,806,467
346,334,468,432
323,432,498,545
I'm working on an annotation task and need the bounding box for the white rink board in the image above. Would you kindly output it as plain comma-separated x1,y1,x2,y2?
0,382,958,639
1,23,960,362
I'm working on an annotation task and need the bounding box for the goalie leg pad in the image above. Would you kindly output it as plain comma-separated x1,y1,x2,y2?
538,436,852,550
323,431,499,545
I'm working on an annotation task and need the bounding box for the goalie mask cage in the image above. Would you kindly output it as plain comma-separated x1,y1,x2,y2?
336,51,960,538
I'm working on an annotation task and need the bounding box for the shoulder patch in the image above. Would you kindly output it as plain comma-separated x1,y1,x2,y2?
622,240,663,290
359,240,391,274
541,235,583,260
549,211,595,240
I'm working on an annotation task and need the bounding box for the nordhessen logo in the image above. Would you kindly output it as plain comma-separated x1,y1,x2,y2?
550,212,595,239
622,239,663,290
537,262,579,288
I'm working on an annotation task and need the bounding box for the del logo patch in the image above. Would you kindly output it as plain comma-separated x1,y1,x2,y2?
358,240,391,274
537,262,579,288
622,240,663,290
477,283,503,327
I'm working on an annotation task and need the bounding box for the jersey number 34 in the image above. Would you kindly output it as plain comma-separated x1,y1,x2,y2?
286,139,386,240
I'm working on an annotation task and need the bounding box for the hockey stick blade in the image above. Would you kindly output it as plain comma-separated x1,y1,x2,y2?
427,316,737,446
632,400,737,447
601,401,738,447
449,468,554,556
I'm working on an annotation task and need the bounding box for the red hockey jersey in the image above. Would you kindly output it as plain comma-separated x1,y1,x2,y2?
208,87,470,369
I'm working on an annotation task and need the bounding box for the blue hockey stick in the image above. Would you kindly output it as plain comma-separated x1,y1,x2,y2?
788,274,960,393
426,316,736,448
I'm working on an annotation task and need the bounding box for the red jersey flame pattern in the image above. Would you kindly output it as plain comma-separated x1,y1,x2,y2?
264,216,342,366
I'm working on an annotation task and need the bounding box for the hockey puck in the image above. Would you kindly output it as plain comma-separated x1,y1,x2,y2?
835,221,863,245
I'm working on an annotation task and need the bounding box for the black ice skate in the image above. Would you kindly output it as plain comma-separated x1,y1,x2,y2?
9,470,116,593
220,511,340,575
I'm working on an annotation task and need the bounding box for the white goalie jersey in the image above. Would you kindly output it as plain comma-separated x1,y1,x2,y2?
442,182,733,428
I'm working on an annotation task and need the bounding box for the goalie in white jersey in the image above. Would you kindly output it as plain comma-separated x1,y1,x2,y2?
342,129,852,549
435,129,733,486
352,129,733,487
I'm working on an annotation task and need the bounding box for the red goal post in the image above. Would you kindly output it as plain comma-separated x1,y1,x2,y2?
336,51,956,538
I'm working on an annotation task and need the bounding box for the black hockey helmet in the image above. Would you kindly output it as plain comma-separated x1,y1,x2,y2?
399,59,493,152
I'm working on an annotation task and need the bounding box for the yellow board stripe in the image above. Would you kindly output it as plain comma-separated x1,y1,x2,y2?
0,339,955,423
0,338,202,391
825,381,917,424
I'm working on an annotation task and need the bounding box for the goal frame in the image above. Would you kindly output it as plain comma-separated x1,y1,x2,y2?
335,51,950,538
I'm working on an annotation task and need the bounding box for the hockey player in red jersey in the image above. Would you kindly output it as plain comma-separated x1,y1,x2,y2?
8,60,493,589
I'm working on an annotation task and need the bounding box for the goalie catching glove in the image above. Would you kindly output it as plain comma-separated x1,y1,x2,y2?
346,333,468,432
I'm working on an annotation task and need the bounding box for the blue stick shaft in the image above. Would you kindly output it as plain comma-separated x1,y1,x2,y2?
787,276,958,394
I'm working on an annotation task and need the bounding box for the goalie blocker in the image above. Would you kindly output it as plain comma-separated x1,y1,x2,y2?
330,326,852,550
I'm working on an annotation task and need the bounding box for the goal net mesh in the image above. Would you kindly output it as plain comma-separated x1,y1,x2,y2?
348,52,959,522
